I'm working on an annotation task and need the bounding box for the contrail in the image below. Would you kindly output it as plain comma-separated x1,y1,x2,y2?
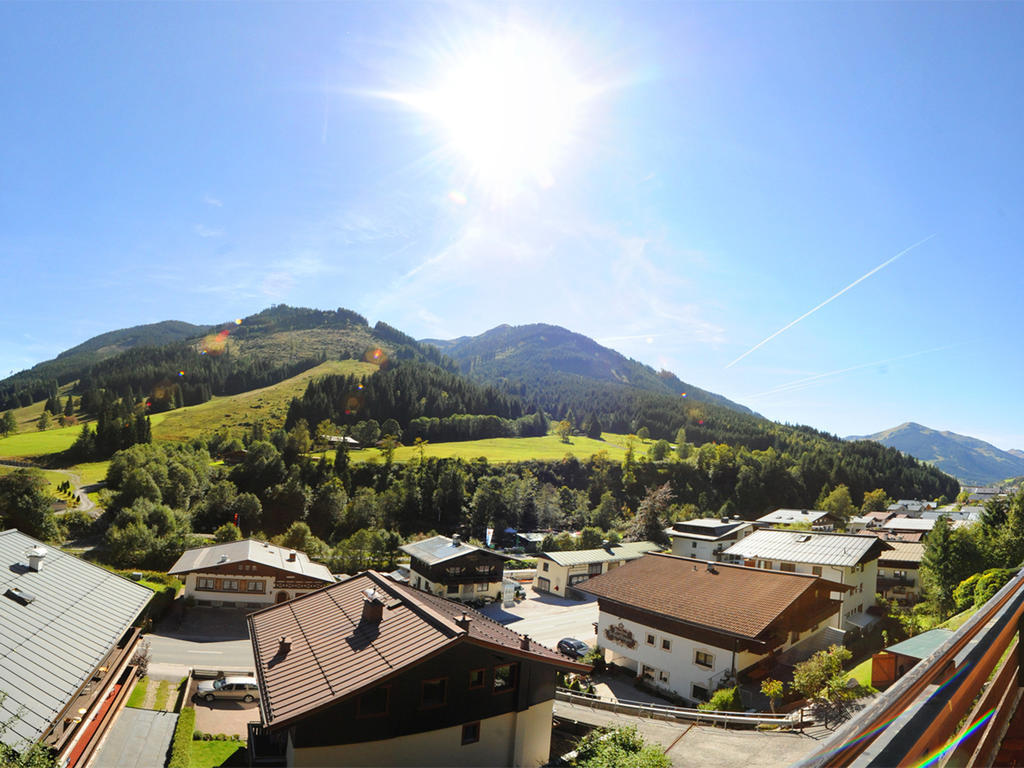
743,343,960,400
725,234,937,369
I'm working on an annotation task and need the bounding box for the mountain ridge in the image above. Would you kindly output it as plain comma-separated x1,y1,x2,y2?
847,421,1024,485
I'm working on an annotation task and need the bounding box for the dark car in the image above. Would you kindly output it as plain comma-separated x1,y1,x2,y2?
557,637,590,658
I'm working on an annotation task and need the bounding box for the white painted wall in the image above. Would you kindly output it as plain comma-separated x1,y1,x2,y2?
747,559,878,630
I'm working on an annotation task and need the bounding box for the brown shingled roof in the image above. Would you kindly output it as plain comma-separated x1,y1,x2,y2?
577,552,848,640
247,571,587,728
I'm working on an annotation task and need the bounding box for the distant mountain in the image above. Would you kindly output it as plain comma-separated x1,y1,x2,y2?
423,323,753,416
1009,449,1024,461
847,422,1024,485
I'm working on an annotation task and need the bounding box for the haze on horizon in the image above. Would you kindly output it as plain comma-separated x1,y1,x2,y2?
3,2,1023,451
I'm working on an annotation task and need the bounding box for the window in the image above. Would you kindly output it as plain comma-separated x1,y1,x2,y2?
692,541,697,548
542,562,549,572
812,566,822,576
694,651,713,668
222,580,239,592
588,563,602,575
421,678,447,708
358,685,389,718
780,562,795,572
447,584,459,594
790,630,799,644
758,560,772,570
646,633,656,646
477,582,489,592
568,574,589,586
447,566,465,575
247,581,265,593
197,578,215,590
658,670,670,683
661,638,671,652
692,684,709,701
462,722,480,745
493,663,518,693
468,668,485,689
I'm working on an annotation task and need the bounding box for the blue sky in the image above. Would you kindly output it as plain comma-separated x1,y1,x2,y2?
2,2,1023,449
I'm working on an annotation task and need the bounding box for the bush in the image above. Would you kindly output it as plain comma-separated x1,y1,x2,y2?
168,706,195,768
573,726,670,768
61,509,96,538
952,573,982,613
975,569,1016,607
698,685,742,712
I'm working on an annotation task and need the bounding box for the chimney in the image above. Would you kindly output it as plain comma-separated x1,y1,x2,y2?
520,634,530,650
288,551,297,562
27,547,46,572
451,534,461,547
706,562,717,574
601,539,611,551
278,636,292,656
361,587,384,624
456,612,473,631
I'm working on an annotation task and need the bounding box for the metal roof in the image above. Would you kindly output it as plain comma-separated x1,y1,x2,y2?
755,508,833,525
883,629,954,660
248,571,586,728
0,530,152,750
882,518,936,532
535,541,661,567
665,519,752,541
878,541,925,565
722,529,889,567
577,552,845,641
167,539,334,583
399,535,504,565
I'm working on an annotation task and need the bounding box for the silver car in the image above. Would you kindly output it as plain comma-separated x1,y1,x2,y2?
196,676,259,703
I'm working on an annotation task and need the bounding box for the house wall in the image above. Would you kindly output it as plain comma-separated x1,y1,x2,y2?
745,559,878,630
408,550,506,603
877,564,921,604
668,529,752,562
532,557,632,595
408,571,503,602
288,700,552,768
182,571,328,607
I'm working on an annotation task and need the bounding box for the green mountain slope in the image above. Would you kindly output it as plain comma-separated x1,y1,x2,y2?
847,422,1024,484
423,323,753,415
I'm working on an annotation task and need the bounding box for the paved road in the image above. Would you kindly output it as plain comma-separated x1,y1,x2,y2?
145,607,256,676
554,700,819,768
91,708,178,768
147,634,255,670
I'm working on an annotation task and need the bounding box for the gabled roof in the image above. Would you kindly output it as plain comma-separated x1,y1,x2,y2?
878,541,926,565
755,508,835,525
883,628,954,660
577,552,845,641
722,529,890,567
882,517,935,532
0,530,152,750
535,541,661,567
399,535,503,566
167,539,334,583
665,519,752,541
248,571,586,728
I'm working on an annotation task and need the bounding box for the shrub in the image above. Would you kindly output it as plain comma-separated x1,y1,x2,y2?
698,685,742,712
61,509,96,538
952,573,982,613
168,706,195,768
975,569,1016,607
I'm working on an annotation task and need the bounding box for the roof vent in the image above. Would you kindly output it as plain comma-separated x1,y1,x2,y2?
796,534,812,543
27,547,46,572
602,539,612,551
218,554,228,564
4,587,35,606
456,612,473,631
720,516,729,523
520,633,530,650
278,636,292,656
706,563,717,574
361,587,385,624
451,534,461,547
288,551,297,562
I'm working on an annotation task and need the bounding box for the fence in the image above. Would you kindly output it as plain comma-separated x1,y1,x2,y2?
554,688,795,728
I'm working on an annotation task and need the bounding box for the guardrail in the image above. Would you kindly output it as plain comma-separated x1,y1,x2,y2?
554,688,794,728
797,566,1024,767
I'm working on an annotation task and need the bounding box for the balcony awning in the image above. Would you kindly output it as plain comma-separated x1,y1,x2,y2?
846,612,879,631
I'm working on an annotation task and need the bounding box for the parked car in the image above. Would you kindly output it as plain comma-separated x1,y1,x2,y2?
196,676,260,703
557,637,590,659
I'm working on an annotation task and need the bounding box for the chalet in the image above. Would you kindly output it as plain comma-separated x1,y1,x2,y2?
577,552,847,704
0,530,152,768
168,539,335,608
753,508,841,531
247,571,588,767
877,541,925,605
401,535,507,603
664,518,753,561
882,516,936,538
722,529,890,632
532,541,660,597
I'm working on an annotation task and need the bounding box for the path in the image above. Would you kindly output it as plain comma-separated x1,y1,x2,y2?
0,458,98,516
90,708,177,768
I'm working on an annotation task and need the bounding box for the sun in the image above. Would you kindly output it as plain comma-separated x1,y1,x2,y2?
400,28,594,198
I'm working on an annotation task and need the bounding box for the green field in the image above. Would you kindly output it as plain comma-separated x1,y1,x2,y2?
0,423,84,459
153,359,377,442
190,741,245,768
339,432,653,465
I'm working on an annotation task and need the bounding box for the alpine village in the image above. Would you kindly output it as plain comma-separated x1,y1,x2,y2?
1,306,1021,768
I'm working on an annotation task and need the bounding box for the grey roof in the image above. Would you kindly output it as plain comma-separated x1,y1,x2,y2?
536,541,661,567
884,628,954,660
0,530,152,750
755,509,834,525
882,517,935,532
399,535,503,565
722,529,889,568
516,532,547,543
665,519,752,541
167,539,334,583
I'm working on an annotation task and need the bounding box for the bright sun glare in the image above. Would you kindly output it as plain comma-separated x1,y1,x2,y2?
399,29,593,198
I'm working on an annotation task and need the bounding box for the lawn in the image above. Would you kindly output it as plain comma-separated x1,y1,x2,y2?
0,423,83,458
126,677,149,709
152,360,377,442
340,432,655,465
848,657,874,688
190,741,245,768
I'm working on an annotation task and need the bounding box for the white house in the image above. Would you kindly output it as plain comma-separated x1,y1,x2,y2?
168,539,335,607
721,529,890,632
753,508,840,531
577,552,846,704
663,518,753,561
532,541,660,596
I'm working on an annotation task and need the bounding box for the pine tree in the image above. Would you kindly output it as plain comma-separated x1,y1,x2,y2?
64,395,74,416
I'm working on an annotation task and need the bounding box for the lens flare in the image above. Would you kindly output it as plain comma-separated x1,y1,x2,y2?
201,328,232,356
913,708,995,768
178,371,185,377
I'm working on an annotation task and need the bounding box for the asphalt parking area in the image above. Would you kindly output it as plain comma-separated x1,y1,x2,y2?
479,585,599,651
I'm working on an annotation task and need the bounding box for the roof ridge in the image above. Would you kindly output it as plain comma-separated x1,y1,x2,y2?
647,551,823,580
367,572,465,637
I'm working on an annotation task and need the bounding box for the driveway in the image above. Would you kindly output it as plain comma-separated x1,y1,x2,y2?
193,698,260,739
91,708,177,768
479,586,599,651
146,607,256,678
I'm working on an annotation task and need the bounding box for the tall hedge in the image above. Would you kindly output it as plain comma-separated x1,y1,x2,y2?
167,706,195,768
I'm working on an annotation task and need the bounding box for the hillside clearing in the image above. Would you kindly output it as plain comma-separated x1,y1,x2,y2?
0,423,84,459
